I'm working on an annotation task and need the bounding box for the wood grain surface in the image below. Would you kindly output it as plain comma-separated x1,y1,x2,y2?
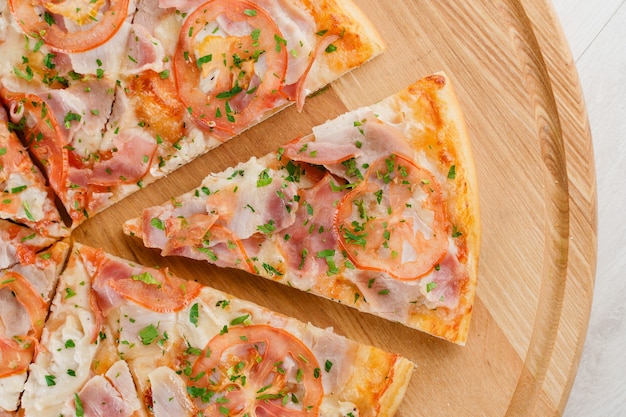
71,0,597,415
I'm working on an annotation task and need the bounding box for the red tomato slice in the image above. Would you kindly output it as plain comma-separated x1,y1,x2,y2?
0,272,47,336
334,154,449,280
9,0,130,53
0,335,37,377
0,271,47,377
173,0,288,139
189,324,323,416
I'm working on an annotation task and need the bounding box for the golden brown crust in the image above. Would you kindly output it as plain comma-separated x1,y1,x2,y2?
338,344,415,416
398,73,480,344
377,356,416,417
302,0,385,90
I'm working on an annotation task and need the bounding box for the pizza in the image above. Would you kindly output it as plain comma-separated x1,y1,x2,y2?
12,243,413,417
0,0,384,232
0,240,69,415
125,72,481,344
0,0,481,411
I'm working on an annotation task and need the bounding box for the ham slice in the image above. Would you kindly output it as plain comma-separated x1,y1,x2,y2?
85,245,202,314
90,128,158,186
63,362,141,417
148,367,196,417
277,174,347,287
122,24,165,75
285,116,416,178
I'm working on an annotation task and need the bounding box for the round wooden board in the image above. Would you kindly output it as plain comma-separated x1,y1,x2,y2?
72,0,597,415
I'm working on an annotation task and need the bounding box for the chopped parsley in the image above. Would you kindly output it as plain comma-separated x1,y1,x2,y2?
256,169,272,187
230,314,250,326
189,303,199,327
256,219,276,235
74,393,84,417
44,374,56,386
447,164,457,179
131,271,161,287
138,324,160,345
150,217,165,230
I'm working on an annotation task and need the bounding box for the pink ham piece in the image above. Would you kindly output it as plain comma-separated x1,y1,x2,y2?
148,367,196,417
72,376,133,417
278,174,347,285
90,129,158,186
421,251,468,310
122,24,165,75
349,271,423,323
284,117,416,180
70,360,141,417
40,78,115,148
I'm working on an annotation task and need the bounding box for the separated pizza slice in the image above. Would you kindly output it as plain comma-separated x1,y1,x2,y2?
19,243,413,416
0,240,70,415
125,73,481,344
0,0,384,230
0,107,68,238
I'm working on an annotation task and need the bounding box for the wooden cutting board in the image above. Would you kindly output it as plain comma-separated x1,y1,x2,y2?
72,0,597,415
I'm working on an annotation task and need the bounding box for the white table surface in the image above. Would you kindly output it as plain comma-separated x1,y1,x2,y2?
550,1,626,416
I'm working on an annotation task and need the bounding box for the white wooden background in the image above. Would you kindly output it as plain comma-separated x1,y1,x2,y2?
552,1,626,416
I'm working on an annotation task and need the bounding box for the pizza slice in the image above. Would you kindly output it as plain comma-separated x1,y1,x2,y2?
125,73,481,344
18,243,413,416
0,240,70,415
0,106,68,238
0,0,384,229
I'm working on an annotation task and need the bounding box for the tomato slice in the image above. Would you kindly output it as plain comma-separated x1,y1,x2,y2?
0,335,38,377
0,272,47,336
173,0,288,139
189,324,323,416
334,154,449,280
0,271,47,377
9,0,130,53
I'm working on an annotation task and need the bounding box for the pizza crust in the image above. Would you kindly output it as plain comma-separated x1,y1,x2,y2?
386,73,481,344
302,0,386,92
